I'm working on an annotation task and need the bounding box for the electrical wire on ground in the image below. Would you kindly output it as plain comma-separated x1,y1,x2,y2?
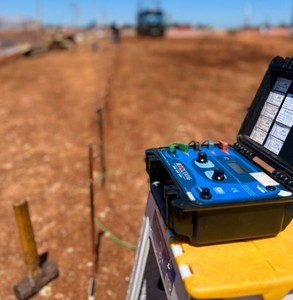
94,217,137,250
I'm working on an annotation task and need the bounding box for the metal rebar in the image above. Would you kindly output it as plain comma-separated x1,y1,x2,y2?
96,106,106,189
88,144,97,275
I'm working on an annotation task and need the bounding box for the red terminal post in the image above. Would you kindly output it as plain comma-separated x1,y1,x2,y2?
219,140,229,153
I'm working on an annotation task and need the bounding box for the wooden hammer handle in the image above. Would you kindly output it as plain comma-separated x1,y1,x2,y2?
13,200,41,279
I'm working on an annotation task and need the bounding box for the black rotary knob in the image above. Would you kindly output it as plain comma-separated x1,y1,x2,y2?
197,152,208,163
212,168,225,181
200,188,212,200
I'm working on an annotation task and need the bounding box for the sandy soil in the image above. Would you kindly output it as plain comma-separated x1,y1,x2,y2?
1,33,293,299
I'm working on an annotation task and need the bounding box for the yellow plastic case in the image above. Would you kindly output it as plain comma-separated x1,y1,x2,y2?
170,221,293,299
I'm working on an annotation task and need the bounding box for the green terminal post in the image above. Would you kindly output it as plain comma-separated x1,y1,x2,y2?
168,142,189,154
168,145,176,154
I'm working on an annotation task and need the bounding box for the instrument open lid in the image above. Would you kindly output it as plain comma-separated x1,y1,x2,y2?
237,56,293,178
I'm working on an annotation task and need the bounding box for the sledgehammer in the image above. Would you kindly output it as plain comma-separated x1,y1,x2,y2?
13,200,59,300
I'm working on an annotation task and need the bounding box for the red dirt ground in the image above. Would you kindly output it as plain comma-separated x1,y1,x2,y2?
1,33,293,299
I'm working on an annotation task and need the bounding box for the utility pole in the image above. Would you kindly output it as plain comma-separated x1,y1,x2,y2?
71,2,81,28
243,3,252,28
35,0,42,29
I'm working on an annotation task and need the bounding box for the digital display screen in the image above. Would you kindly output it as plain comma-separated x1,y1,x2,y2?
228,162,247,174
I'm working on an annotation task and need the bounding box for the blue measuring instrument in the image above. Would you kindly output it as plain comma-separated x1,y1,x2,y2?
146,56,293,245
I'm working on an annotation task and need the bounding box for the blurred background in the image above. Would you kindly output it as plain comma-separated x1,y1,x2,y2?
1,1,293,300
1,0,293,28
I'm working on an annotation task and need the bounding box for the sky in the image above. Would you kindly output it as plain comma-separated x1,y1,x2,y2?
1,0,293,28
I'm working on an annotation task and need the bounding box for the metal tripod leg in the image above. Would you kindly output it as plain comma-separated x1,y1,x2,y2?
127,214,168,300
127,216,151,300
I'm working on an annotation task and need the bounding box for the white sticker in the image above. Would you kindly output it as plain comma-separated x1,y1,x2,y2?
264,135,283,154
276,107,293,127
267,91,285,106
261,102,279,119
270,122,290,141
283,94,293,110
250,127,267,144
250,172,279,186
250,78,292,149
273,77,292,93
255,115,273,132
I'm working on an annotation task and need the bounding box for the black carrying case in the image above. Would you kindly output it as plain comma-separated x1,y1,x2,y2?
145,56,293,245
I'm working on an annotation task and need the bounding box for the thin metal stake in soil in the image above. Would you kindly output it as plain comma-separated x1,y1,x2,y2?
88,144,98,300
96,106,106,188
88,144,97,275
88,276,96,300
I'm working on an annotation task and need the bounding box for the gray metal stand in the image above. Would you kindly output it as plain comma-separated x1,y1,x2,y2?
127,193,293,300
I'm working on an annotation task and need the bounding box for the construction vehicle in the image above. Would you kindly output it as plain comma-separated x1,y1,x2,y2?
137,10,165,37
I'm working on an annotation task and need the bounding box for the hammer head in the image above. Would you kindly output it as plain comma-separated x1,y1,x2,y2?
13,260,59,300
